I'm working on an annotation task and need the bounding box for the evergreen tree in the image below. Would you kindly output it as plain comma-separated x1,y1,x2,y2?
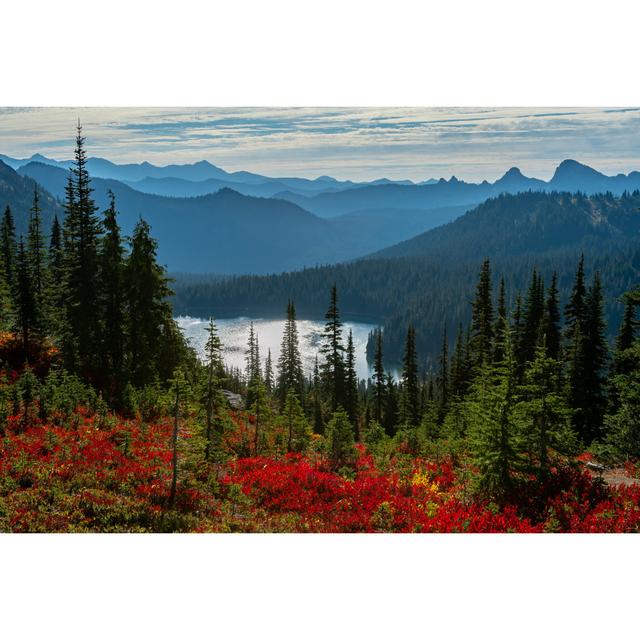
124,219,173,388
581,272,608,442
470,258,494,368
449,323,467,398
344,329,359,429
320,284,346,411
14,238,38,356
27,186,49,330
467,329,520,502
383,372,398,435
47,215,64,333
264,349,274,393
372,327,385,424
564,255,587,339
515,342,575,478
276,300,304,407
1,206,17,295
436,324,449,422
98,191,126,398
399,324,420,426
325,407,356,470
62,123,103,380
518,269,545,367
311,355,323,433
493,277,508,364
245,321,262,407
541,271,561,361
203,317,224,459
282,388,311,453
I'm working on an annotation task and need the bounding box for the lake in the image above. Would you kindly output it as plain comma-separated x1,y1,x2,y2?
176,315,380,380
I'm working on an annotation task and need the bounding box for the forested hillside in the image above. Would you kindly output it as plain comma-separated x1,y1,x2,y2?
173,190,640,364
0,160,63,237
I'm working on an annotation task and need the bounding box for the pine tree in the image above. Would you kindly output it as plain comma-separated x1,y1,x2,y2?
436,325,449,421
276,300,304,407
493,277,508,364
518,269,545,368
47,215,64,333
245,321,262,407
325,407,356,470
515,342,575,478
383,372,398,435
264,348,274,393
99,191,126,398
581,272,608,442
14,238,38,357
62,123,103,380
564,255,587,339
27,186,49,330
311,355,323,433
282,388,311,453
320,284,346,411
449,323,467,398
467,329,520,502
542,271,561,361
400,324,420,426
470,258,494,368
372,327,385,424
1,206,17,295
124,219,174,388
203,317,224,459
344,329,359,429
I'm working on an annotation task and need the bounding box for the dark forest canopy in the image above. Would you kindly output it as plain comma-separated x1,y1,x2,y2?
172,190,640,365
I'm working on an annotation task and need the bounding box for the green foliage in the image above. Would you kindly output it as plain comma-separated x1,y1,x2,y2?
324,408,356,470
466,337,520,501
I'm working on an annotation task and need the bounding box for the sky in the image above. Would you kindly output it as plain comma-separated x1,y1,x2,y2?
1,107,640,182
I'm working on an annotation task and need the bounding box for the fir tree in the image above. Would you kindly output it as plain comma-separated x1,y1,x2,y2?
436,324,449,421
325,407,356,470
493,277,508,364
282,388,311,453
62,123,103,380
515,342,575,478
467,329,520,502
400,324,420,426
203,317,224,459
264,348,274,393
320,284,346,411
581,272,608,442
99,191,126,398
276,300,304,407
470,258,494,368
27,186,48,328
542,271,561,361
372,327,385,424
14,238,38,357
344,329,359,429
518,269,545,367
1,206,17,294
383,372,398,435
124,219,173,388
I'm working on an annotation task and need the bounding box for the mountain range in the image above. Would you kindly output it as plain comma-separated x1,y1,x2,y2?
4,160,464,274
4,151,640,277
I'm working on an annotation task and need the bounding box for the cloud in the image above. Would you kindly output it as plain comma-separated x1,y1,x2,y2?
0,107,639,181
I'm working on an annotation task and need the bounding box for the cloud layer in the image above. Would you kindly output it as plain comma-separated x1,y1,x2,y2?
1,107,639,181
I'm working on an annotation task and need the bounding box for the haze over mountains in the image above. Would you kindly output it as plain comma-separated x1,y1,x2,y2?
3,150,640,276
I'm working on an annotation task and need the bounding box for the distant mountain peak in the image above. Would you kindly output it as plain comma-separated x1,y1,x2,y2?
552,159,604,180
